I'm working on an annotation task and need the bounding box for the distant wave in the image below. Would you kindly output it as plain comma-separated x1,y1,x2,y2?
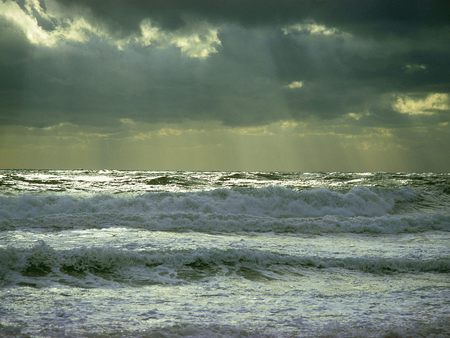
2,170,449,195
1,242,448,287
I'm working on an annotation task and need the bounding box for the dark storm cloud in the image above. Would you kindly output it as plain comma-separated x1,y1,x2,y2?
53,0,450,37
0,16,34,125
270,30,450,121
0,17,288,127
0,0,449,128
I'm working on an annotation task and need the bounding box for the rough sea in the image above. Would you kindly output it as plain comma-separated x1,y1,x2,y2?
0,170,449,337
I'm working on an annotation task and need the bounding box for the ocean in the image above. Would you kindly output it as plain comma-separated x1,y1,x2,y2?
0,170,449,337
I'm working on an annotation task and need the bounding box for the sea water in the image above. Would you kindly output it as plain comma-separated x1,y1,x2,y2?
0,170,449,337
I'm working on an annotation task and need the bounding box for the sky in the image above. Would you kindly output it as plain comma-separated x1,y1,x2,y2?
0,0,449,171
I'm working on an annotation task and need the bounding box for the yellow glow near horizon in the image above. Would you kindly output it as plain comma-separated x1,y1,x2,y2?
1,119,447,171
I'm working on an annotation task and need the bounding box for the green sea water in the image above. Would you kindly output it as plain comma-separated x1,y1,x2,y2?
0,170,449,337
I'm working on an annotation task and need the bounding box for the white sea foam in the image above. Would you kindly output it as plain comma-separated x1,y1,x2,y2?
2,209,448,234
1,315,449,338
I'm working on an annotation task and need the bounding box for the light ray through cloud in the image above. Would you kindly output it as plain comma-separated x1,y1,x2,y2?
0,0,449,171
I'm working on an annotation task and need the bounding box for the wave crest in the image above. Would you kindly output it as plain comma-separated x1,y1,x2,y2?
0,186,417,219
1,186,444,234
1,242,448,287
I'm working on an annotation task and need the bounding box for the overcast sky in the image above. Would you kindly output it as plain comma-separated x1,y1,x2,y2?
0,0,449,171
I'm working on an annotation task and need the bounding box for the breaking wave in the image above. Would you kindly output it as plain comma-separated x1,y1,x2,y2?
0,186,418,219
1,242,448,287
2,186,442,234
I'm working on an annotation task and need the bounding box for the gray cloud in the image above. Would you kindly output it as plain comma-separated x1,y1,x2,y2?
52,0,450,36
0,0,449,129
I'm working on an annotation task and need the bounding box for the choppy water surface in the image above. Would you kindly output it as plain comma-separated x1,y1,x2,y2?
0,170,449,337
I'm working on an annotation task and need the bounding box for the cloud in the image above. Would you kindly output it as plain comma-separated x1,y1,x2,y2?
346,112,370,121
392,93,449,116
169,25,220,58
403,64,427,74
0,0,221,58
51,0,450,39
282,22,349,37
0,0,104,47
0,0,449,131
0,0,57,47
116,19,221,58
138,20,221,58
286,81,304,89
